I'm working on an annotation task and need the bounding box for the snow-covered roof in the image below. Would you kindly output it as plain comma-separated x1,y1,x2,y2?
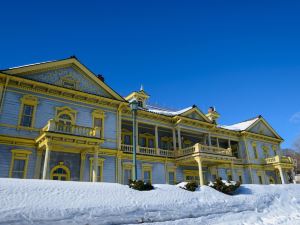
145,105,193,116
220,117,259,131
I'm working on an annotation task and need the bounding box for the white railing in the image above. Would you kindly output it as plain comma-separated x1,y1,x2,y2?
42,119,101,138
121,144,174,157
176,143,232,157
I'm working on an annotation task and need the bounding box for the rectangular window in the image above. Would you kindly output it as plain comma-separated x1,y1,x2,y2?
168,171,175,185
12,159,26,178
258,175,263,184
124,135,131,145
239,175,243,184
123,168,132,184
211,137,218,147
94,118,103,128
143,170,151,183
20,104,34,127
148,138,154,148
139,137,146,147
253,145,258,159
10,150,31,179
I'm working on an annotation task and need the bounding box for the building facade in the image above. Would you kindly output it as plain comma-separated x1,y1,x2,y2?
0,57,294,185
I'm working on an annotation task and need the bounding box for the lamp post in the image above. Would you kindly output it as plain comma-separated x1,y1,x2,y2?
130,99,138,181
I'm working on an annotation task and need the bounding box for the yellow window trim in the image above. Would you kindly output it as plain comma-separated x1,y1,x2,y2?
55,106,77,124
122,162,133,183
50,162,71,181
9,149,32,179
139,133,155,147
167,166,177,184
122,129,133,144
252,142,258,159
92,109,105,138
142,164,152,183
18,95,38,128
89,157,105,182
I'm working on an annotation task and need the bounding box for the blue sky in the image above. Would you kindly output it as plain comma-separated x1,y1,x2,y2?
0,0,299,148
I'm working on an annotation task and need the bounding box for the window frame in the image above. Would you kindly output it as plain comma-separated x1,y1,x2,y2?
9,150,32,179
167,166,177,185
18,95,38,128
142,164,152,183
50,163,71,181
92,110,105,139
89,157,105,182
252,142,258,159
122,162,133,184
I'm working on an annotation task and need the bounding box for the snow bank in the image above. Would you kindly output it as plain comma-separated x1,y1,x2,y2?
0,179,299,225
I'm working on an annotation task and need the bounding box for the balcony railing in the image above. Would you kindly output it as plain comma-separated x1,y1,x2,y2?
121,144,175,157
176,143,232,157
42,119,101,138
265,155,294,164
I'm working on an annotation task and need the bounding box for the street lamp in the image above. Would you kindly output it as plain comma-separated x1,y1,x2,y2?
129,99,138,181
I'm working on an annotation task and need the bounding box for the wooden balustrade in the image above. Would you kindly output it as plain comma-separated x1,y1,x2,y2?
265,155,294,164
176,143,232,157
42,119,101,138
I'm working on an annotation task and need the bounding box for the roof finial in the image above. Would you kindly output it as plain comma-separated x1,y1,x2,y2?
140,84,144,91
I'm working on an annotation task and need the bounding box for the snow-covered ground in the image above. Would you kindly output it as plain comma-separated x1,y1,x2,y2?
0,179,299,225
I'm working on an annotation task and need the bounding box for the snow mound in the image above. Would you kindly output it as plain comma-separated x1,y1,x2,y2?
0,178,299,225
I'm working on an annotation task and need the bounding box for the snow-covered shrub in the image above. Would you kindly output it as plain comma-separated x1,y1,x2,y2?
208,177,240,195
178,181,199,192
128,180,154,191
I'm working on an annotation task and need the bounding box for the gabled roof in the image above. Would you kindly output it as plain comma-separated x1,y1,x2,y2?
220,115,283,140
1,56,125,102
220,116,260,131
144,104,211,122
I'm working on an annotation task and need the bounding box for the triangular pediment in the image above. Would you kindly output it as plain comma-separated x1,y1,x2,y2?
180,107,211,123
2,57,124,101
246,116,282,139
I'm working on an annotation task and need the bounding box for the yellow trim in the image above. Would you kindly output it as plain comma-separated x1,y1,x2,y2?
166,166,177,184
55,106,77,124
122,162,133,184
50,162,71,181
89,157,105,182
252,142,258,159
18,95,38,128
92,109,105,139
122,129,133,145
142,164,152,183
9,149,32,178
139,133,155,147
3,57,124,101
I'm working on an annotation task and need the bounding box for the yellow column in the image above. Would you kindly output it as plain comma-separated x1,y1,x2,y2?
80,152,86,181
117,107,122,150
172,128,177,150
155,125,159,152
34,150,43,179
42,144,51,180
92,147,99,182
278,166,285,184
177,127,182,150
195,157,204,186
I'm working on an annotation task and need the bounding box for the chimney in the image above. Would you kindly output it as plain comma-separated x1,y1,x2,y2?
206,106,220,124
97,74,105,82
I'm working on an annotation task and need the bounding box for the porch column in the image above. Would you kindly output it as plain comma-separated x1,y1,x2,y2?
42,144,51,180
278,166,285,184
216,138,219,148
230,162,235,181
34,150,43,179
80,152,86,181
172,128,177,150
195,157,204,186
208,133,212,146
117,107,122,150
155,125,159,151
228,139,231,149
92,147,99,182
116,154,122,183
177,127,182,150
291,168,296,184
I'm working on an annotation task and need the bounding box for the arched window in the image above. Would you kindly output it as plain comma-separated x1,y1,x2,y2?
50,163,70,181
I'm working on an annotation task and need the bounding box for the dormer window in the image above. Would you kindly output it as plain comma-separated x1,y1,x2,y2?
138,100,143,108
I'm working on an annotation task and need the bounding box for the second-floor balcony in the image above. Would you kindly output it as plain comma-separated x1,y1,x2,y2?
42,119,101,138
176,143,233,158
121,144,175,157
265,155,294,165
